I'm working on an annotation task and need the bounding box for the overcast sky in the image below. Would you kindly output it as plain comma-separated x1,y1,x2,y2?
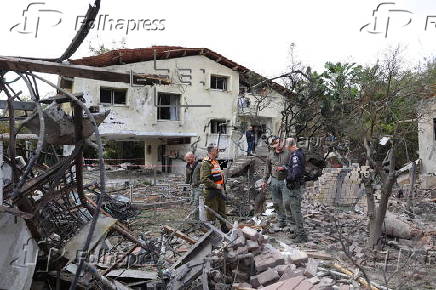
1,0,436,96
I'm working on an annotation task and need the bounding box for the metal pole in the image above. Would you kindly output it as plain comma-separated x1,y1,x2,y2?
73,103,85,207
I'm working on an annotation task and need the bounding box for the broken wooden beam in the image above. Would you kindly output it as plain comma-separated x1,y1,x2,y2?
0,56,170,85
163,225,197,244
0,100,35,111
204,205,233,228
331,263,378,290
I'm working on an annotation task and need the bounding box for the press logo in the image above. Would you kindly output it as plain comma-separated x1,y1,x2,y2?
10,2,166,38
361,2,436,38
9,2,63,38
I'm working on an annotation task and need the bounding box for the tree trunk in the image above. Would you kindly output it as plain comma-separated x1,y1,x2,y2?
368,143,396,249
366,184,377,247
406,162,417,212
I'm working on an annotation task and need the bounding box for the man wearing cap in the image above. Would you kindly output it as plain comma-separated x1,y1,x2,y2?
262,138,292,230
200,144,228,233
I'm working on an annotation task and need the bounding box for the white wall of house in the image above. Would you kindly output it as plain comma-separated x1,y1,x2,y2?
418,100,436,174
73,55,242,174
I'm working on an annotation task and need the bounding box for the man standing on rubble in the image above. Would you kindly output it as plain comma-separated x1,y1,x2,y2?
285,138,308,242
200,144,228,233
246,126,256,156
185,152,201,218
262,137,292,230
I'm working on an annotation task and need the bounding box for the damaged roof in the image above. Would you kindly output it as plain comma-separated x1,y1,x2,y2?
71,46,249,73
71,46,294,97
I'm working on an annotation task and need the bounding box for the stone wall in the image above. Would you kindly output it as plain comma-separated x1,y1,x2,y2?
309,165,370,206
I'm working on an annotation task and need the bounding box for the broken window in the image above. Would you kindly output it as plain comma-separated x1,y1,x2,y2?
210,119,228,134
210,75,228,90
157,93,180,121
59,77,73,90
167,137,191,145
100,87,127,105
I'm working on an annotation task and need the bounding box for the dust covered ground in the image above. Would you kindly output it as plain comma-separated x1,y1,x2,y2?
83,157,436,289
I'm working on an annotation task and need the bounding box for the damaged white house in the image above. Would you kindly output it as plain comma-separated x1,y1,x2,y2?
64,46,290,173
418,96,436,188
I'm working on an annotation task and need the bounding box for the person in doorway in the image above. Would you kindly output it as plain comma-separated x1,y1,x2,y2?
246,126,256,156
185,152,201,218
200,144,228,233
285,138,308,243
261,138,291,230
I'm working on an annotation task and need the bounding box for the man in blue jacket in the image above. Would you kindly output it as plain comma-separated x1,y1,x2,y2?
245,126,256,156
285,138,308,242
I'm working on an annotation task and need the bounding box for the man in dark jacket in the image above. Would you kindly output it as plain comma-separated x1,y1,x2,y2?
245,126,256,156
185,152,201,218
285,138,308,242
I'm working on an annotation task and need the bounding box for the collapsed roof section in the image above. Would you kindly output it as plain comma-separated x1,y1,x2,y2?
0,56,170,85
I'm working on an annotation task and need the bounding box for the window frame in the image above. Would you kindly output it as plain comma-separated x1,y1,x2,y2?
99,87,128,106
157,92,181,121
210,75,229,91
210,119,228,134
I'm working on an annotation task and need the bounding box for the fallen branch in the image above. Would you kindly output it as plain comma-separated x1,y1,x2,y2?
163,225,197,244
204,205,233,228
332,263,379,290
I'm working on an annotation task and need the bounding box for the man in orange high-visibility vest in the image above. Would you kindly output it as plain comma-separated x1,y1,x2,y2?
200,143,228,233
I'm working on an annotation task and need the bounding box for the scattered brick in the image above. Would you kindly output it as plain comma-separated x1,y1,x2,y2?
257,268,280,286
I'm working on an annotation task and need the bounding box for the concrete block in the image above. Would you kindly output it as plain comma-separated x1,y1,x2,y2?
257,268,280,286
255,257,277,273
289,250,308,265
241,226,260,241
304,258,319,278
246,240,259,252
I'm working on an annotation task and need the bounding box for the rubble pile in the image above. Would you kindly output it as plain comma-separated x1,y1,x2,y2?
204,225,378,289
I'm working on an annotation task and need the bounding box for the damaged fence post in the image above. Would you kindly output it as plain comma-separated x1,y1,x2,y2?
199,195,206,221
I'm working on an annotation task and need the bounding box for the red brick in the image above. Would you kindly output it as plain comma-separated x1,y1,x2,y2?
260,275,305,290
298,280,314,290
257,268,280,286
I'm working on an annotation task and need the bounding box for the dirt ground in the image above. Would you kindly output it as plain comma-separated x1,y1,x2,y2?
87,156,436,289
